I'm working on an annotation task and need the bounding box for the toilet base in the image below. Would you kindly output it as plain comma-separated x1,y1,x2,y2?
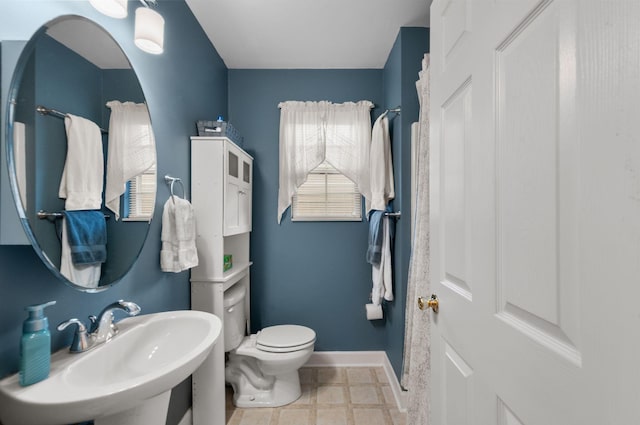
229,369,302,408
225,333,314,408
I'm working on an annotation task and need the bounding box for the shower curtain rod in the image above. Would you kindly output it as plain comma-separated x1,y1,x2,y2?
36,105,108,134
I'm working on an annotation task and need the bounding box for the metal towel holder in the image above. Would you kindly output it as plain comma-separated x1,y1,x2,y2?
164,175,185,204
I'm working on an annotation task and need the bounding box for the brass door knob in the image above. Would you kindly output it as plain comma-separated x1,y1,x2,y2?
418,294,439,313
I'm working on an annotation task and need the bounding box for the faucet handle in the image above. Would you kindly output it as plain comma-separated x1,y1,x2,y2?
57,318,90,353
88,315,98,333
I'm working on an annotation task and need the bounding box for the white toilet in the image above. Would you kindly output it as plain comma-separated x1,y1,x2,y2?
223,283,316,408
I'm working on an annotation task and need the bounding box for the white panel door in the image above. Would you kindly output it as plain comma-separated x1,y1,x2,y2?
430,1,640,424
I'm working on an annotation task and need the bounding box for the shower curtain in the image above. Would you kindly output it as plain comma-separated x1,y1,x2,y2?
402,53,431,424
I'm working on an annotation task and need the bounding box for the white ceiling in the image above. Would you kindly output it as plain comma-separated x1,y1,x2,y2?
46,17,131,70
185,0,430,69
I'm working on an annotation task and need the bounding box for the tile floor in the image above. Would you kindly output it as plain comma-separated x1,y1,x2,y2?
225,366,406,425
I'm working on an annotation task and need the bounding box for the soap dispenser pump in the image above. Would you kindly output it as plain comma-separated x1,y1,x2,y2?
19,300,56,386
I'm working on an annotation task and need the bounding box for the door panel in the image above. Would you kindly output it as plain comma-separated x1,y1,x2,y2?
442,79,473,300
495,0,581,365
443,340,474,425
441,0,470,65
430,0,640,424
498,399,525,425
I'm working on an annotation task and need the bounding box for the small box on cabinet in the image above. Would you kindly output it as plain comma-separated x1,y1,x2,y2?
223,254,233,272
196,120,243,146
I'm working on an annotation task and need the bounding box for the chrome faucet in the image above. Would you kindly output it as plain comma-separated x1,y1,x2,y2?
57,300,141,353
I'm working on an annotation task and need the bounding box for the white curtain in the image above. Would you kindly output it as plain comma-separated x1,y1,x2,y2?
105,101,156,220
277,100,373,223
403,54,431,424
325,101,373,197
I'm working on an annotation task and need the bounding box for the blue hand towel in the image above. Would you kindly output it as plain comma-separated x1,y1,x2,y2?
62,210,107,265
366,210,385,265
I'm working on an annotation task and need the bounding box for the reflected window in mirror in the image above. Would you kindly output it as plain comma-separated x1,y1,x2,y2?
124,164,156,221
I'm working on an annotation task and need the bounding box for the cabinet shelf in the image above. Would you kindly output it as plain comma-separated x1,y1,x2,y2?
190,262,252,291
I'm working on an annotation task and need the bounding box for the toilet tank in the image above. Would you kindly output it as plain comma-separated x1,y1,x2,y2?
223,283,247,352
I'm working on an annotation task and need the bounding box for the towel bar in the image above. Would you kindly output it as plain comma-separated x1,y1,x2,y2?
36,105,108,134
37,210,110,221
164,175,186,203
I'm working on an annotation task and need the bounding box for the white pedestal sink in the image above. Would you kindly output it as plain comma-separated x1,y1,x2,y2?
0,310,222,425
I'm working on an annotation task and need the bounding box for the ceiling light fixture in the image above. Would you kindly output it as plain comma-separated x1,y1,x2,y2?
134,4,165,55
89,0,128,19
89,0,165,55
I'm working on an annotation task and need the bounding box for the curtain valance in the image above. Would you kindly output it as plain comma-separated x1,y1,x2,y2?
277,100,373,223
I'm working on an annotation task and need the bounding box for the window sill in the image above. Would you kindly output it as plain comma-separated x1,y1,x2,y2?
291,217,362,222
122,217,152,222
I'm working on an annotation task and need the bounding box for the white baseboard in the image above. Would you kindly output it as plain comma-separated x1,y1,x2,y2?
180,350,407,424
305,351,407,412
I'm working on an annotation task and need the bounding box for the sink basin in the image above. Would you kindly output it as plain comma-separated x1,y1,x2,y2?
0,310,221,425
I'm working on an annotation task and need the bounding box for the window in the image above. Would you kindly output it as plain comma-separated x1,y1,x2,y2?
277,100,373,224
123,166,156,221
292,161,362,221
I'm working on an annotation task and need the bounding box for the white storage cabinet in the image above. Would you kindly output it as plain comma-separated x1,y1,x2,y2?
190,136,253,425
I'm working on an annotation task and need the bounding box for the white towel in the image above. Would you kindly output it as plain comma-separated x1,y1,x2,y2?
371,216,393,305
58,114,104,288
59,114,104,210
105,101,156,220
161,196,198,273
366,114,395,216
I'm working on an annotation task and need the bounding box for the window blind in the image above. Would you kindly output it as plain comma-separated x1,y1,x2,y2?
124,166,156,221
292,161,362,221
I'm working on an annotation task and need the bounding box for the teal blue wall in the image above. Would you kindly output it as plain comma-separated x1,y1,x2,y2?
0,1,227,423
228,69,389,351
0,4,427,419
228,25,428,381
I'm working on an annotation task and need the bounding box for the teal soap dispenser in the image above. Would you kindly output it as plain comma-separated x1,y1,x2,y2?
19,300,56,386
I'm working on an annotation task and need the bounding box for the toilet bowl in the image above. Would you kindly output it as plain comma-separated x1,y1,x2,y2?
223,284,316,408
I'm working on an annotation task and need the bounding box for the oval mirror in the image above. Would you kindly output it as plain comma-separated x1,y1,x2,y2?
6,15,157,292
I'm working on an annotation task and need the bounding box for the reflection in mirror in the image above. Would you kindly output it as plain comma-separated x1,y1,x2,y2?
7,15,157,292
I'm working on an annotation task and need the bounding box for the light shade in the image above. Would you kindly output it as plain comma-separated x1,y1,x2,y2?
135,7,165,54
89,0,127,19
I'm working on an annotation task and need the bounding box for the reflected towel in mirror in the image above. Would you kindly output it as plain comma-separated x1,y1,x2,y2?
58,114,104,210
61,210,106,265
59,114,104,288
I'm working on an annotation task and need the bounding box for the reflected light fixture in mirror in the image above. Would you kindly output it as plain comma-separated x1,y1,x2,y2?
89,0,128,19
134,6,165,54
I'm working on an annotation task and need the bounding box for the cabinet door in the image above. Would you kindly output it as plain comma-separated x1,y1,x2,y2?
238,157,252,233
224,143,252,235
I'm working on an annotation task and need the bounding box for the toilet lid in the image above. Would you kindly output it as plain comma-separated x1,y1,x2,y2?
256,325,316,352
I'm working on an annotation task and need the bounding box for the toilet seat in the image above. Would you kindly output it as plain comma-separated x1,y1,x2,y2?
256,325,316,353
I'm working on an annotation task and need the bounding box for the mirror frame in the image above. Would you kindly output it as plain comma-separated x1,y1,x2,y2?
5,15,155,293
